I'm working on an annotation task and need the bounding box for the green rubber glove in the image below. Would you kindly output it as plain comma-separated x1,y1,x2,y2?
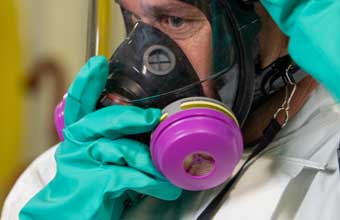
261,0,340,101
19,56,182,220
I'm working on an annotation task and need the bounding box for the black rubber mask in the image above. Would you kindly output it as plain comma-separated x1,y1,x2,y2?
98,0,261,126
97,22,204,109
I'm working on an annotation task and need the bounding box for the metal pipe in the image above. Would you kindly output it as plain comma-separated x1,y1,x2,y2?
86,0,112,60
86,0,98,59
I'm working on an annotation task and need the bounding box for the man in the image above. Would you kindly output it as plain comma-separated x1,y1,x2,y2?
2,0,340,219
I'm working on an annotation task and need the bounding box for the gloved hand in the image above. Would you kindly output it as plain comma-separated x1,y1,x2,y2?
19,56,182,220
261,0,340,101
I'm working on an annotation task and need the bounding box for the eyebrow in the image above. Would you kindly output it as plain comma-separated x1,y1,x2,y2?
145,2,198,16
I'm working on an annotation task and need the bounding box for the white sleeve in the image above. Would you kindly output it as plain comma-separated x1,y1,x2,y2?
1,146,58,220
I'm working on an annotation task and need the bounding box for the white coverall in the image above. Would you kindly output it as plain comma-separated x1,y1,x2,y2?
2,85,340,220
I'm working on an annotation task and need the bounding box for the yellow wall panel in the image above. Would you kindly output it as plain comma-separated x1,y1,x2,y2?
0,0,24,205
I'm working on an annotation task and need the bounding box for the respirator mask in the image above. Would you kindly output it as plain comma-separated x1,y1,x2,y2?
55,0,262,191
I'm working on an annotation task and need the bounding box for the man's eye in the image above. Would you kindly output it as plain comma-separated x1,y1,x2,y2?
157,15,205,40
168,16,185,28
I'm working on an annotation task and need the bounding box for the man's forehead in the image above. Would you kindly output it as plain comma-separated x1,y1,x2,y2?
118,0,202,15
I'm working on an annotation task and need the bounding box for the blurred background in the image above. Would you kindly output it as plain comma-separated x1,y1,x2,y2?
0,0,125,209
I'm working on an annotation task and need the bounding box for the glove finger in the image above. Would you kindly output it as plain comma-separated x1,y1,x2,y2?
104,166,182,201
65,56,109,126
64,105,161,141
89,138,183,200
85,138,163,179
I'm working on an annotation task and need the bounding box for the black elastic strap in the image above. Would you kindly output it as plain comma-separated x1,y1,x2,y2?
196,119,281,220
241,0,259,4
252,55,306,110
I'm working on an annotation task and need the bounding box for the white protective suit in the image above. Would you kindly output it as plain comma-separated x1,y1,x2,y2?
2,85,340,220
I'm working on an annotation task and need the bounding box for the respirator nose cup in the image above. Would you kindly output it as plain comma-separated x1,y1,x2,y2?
150,98,243,191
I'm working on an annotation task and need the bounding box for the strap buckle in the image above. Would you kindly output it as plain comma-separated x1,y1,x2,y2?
273,65,297,127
